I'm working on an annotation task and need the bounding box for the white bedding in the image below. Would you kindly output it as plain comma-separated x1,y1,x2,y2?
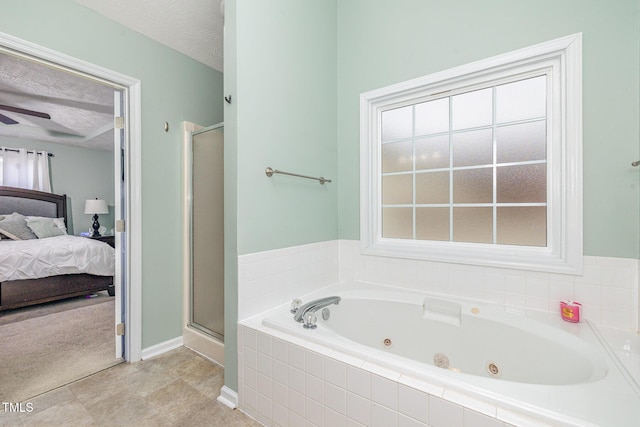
0,235,115,282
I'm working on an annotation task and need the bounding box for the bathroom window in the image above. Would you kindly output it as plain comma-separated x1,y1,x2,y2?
360,34,583,274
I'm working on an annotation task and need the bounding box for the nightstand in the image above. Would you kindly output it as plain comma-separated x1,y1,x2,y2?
87,235,115,248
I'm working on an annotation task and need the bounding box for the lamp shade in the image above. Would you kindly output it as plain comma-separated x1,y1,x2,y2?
84,199,109,215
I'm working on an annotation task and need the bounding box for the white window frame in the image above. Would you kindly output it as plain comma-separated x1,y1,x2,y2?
360,33,583,275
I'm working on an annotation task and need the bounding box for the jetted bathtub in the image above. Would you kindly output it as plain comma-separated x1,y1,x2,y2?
256,282,640,426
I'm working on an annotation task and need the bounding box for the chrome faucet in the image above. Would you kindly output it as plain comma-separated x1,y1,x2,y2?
292,296,341,328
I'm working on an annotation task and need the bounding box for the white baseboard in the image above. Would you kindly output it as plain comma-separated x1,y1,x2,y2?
141,336,184,360
217,385,238,409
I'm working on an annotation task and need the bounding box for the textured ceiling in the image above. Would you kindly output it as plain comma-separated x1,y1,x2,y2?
0,53,115,151
0,0,224,151
73,0,224,72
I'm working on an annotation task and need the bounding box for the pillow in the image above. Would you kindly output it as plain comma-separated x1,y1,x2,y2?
26,216,67,234
0,213,38,240
26,217,66,239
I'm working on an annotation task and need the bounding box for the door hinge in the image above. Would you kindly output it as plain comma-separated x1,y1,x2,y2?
116,323,125,336
114,116,125,129
115,219,126,232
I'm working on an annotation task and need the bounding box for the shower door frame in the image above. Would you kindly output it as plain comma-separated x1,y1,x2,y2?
184,122,225,342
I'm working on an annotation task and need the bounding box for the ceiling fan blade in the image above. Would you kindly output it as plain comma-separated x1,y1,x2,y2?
0,112,18,125
0,104,51,120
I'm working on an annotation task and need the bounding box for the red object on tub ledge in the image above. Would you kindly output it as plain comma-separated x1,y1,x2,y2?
560,300,582,323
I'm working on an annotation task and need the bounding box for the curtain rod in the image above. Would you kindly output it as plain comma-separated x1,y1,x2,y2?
0,147,54,157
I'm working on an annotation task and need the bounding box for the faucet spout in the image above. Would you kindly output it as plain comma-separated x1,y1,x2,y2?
293,296,341,323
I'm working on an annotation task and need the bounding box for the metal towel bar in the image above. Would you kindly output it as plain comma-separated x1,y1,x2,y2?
265,167,332,185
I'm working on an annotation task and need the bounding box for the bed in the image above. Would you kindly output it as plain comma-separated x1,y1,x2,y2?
0,186,114,311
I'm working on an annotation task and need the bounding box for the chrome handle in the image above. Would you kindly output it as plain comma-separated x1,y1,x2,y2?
290,299,302,314
302,312,317,329
632,160,640,167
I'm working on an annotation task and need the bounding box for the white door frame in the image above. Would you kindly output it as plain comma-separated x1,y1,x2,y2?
0,32,142,362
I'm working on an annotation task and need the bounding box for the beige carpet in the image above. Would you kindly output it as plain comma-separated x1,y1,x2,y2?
0,296,121,402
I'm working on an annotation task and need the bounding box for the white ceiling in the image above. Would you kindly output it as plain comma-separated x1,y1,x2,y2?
0,0,224,151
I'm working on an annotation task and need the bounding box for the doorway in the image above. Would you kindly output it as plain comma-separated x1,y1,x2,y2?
0,32,141,376
182,122,224,364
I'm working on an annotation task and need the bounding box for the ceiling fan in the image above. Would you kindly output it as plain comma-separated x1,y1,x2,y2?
0,104,51,125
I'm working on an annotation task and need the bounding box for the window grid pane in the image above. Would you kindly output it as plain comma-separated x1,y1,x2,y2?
381,75,547,245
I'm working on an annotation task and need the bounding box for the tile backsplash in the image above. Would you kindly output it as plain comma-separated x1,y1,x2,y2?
339,240,639,331
238,239,639,331
238,240,339,320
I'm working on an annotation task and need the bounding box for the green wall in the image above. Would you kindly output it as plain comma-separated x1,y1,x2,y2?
0,137,115,235
224,0,338,391
337,0,640,259
223,0,239,393
234,0,338,256
0,0,224,349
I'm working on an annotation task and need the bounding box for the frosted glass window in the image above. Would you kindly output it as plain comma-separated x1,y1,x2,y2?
496,76,546,123
497,164,546,203
382,174,412,204
453,168,493,203
415,98,449,136
452,129,493,167
363,35,583,273
452,88,492,130
382,140,413,172
416,208,450,241
416,171,449,204
453,208,492,243
376,73,551,247
496,121,546,164
415,136,449,170
382,106,412,142
382,208,412,238
497,207,547,246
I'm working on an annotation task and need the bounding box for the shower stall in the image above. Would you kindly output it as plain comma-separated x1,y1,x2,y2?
183,122,224,364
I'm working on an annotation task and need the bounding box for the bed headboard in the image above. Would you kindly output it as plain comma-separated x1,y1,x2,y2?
0,186,67,222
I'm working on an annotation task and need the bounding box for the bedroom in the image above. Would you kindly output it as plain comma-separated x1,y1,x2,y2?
0,50,121,401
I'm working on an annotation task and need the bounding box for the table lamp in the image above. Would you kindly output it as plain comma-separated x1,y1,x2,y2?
84,199,109,237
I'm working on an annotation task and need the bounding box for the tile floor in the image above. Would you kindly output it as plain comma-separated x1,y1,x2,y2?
0,347,262,427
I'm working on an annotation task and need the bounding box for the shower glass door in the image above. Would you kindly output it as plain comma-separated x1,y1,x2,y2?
190,125,224,340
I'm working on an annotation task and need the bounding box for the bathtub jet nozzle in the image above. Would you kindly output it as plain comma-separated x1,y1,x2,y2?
293,296,341,325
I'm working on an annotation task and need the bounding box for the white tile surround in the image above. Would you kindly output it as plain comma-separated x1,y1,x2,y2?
239,323,529,427
237,239,640,427
238,240,339,320
239,239,639,331
340,240,639,331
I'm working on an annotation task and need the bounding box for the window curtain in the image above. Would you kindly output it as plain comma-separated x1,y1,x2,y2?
0,147,52,192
